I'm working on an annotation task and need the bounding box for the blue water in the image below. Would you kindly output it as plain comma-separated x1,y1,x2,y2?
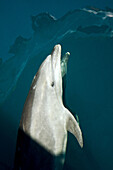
0,2,113,170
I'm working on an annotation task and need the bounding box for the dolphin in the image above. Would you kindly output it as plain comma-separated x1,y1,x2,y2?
14,44,83,170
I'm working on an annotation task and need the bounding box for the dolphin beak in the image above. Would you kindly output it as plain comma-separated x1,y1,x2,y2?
51,44,62,101
51,44,62,81
51,44,61,71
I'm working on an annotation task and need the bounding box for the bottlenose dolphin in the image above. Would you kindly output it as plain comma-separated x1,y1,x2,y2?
14,44,83,170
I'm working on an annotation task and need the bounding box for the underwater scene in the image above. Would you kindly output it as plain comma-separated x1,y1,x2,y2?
0,1,113,170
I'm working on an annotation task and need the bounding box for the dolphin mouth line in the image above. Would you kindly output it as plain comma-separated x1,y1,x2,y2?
51,55,55,84
51,44,61,82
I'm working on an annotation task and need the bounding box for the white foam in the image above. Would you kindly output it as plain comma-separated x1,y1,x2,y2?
83,8,98,15
103,12,113,19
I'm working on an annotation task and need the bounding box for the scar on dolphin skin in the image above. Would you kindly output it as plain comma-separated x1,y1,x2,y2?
14,44,83,170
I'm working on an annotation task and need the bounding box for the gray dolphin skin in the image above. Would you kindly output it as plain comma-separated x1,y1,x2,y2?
19,44,83,169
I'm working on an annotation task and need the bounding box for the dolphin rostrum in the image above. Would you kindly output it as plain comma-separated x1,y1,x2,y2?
14,44,83,170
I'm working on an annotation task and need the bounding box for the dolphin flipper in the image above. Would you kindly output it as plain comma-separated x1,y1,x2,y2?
61,52,70,78
66,109,83,148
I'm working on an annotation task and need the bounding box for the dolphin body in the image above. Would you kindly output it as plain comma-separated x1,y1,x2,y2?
14,44,83,170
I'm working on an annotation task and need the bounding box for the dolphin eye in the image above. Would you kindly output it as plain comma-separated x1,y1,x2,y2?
51,82,54,87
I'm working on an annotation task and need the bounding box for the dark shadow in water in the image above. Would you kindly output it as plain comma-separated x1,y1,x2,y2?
62,75,67,108
0,161,11,170
13,128,65,170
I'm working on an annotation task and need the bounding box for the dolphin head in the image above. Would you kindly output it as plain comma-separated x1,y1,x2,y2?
33,44,62,103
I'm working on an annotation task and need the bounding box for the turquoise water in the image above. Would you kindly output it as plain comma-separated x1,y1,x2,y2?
0,2,113,170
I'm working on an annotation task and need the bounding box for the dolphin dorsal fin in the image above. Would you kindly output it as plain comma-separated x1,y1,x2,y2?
66,109,83,148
